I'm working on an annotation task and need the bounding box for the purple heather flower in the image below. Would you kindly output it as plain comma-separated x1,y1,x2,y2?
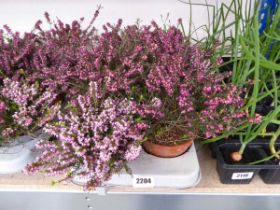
0,101,6,112
1,78,37,107
1,128,15,138
124,144,142,161
0,116,4,124
0,78,60,138
26,81,147,190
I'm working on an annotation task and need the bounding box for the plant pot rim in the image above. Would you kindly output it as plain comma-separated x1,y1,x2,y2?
145,139,193,146
142,139,193,158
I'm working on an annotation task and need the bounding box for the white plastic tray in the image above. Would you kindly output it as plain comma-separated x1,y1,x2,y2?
107,144,201,188
0,132,49,174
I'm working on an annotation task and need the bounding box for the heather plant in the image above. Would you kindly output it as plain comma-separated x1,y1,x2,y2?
0,9,101,98
0,27,37,80
25,82,148,190
29,10,101,97
138,44,262,145
0,77,60,145
86,20,260,145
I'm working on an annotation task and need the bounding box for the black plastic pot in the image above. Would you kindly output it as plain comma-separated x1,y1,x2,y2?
255,104,274,116
257,146,280,184
212,138,280,184
213,139,264,184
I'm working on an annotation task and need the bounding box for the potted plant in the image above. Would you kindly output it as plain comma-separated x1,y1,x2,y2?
138,44,249,158
0,11,142,189
73,18,252,158
15,13,230,189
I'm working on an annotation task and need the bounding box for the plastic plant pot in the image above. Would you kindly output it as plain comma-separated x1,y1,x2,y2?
257,143,280,184
212,138,271,184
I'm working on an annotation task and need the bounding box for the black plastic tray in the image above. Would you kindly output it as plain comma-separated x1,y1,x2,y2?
212,138,280,184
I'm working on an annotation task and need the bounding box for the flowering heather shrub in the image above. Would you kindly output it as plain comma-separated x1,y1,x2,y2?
0,78,59,143
139,45,261,145
25,82,148,190
0,26,37,80
0,9,101,97
86,20,259,144
0,14,190,99
92,20,187,95
29,10,101,96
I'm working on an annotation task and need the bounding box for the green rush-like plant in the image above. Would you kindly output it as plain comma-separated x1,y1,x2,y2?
200,0,280,162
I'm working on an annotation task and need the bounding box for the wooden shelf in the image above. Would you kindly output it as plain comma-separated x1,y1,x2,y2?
1,146,280,195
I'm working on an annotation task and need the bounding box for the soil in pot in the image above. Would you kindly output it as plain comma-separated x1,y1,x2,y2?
222,147,261,165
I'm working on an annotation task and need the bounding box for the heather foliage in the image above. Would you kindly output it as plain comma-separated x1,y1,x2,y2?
29,10,100,96
0,78,59,144
89,20,258,145
0,27,37,80
25,82,147,190
137,44,261,145
0,10,100,97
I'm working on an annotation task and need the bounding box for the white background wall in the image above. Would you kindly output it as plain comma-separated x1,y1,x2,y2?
0,0,236,39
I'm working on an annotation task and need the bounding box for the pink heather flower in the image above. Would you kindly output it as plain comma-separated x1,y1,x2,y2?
124,144,141,161
0,101,6,112
0,77,59,139
205,131,213,139
1,128,15,138
136,122,150,130
1,78,37,106
0,116,4,124
249,113,262,124
2,78,57,116
26,81,147,190
151,97,162,109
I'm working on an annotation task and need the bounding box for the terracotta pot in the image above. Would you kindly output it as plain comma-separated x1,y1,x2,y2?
142,140,193,158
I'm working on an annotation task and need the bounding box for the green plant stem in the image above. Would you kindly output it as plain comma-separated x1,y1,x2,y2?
249,150,280,165
250,12,260,116
269,127,280,158
238,142,247,155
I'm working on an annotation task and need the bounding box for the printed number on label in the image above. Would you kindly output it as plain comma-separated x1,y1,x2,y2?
132,176,155,188
231,172,254,180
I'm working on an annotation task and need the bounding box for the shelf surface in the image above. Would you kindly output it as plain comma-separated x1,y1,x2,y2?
1,146,280,195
